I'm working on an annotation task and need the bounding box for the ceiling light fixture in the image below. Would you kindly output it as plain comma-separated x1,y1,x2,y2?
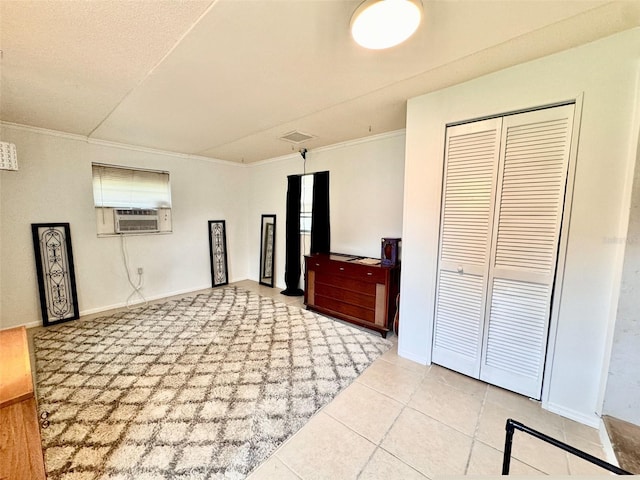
350,0,423,50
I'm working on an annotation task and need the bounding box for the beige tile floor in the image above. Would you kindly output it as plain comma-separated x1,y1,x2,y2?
235,280,614,479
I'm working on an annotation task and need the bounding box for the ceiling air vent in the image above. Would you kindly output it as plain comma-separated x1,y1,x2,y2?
279,130,314,144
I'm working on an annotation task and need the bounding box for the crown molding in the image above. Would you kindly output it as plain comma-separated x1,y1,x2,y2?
0,121,243,168
1,121,405,168
251,129,406,167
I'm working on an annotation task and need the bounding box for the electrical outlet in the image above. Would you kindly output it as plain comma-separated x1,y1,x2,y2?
137,267,143,275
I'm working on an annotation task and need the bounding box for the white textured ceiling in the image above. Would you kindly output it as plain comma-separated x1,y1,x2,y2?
1,1,639,163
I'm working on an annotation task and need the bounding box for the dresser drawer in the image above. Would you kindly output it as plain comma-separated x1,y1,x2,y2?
315,273,376,296
314,260,385,283
307,255,330,271
315,296,375,323
346,263,386,283
314,283,375,309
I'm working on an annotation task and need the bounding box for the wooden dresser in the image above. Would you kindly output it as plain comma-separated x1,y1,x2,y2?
0,327,46,480
304,253,400,337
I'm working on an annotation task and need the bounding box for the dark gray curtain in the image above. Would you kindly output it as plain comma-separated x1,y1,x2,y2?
281,175,304,296
310,171,330,254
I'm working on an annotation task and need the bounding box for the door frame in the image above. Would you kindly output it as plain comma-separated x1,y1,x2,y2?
539,94,583,408
431,94,584,403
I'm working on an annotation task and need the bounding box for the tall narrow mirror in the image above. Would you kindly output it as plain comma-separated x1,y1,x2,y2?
259,214,276,287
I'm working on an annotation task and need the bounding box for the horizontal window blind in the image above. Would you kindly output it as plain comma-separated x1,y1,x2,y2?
92,164,171,209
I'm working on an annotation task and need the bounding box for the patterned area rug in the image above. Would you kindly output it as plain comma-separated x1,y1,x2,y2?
33,287,391,479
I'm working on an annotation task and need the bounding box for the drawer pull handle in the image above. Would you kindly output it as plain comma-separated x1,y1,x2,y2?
457,266,464,273
339,267,345,271
367,272,373,276
315,263,320,266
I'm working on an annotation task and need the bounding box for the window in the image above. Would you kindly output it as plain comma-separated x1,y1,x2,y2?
92,163,171,209
300,174,314,234
299,174,314,277
92,163,172,235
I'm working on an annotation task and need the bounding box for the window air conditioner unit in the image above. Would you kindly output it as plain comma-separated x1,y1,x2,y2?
114,209,159,234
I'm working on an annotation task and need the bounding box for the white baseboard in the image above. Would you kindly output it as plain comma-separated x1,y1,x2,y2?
599,418,621,467
397,347,429,365
1,282,254,331
545,401,601,428
79,284,213,317
3,285,214,330
1,320,41,331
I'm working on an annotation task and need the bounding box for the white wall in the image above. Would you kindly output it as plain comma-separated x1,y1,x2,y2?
0,125,249,330
0,125,404,329
246,132,405,290
603,132,640,426
401,28,640,426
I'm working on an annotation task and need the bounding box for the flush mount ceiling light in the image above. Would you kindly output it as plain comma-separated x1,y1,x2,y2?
351,0,423,50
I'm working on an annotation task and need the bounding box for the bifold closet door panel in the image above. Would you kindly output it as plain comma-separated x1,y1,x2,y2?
432,118,502,377
480,104,575,399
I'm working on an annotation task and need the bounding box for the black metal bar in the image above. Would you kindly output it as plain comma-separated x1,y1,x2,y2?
502,418,632,475
502,419,515,475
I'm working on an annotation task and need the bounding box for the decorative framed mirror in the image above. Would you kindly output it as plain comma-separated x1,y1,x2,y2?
259,214,276,287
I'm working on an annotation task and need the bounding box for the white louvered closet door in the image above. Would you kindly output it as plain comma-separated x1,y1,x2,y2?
432,118,502,377
480,105,575,398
